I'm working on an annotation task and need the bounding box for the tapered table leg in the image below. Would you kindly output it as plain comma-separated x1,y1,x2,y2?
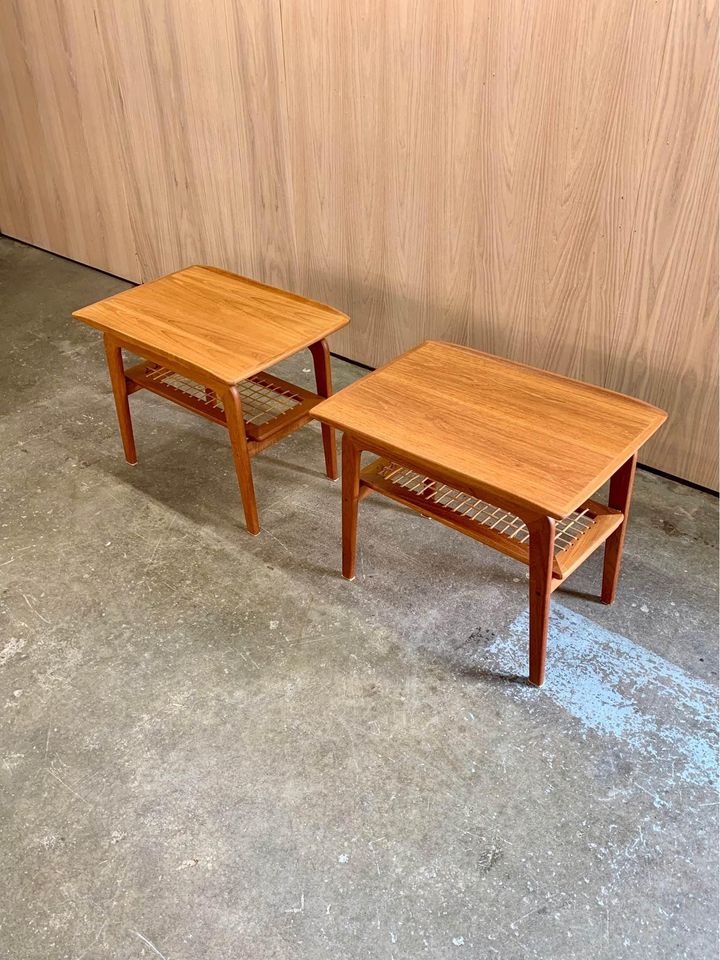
222,385,260,535
309,339,338,480
103,334,137,464
527,515,555,686
341,434,361,580
601,453,637,604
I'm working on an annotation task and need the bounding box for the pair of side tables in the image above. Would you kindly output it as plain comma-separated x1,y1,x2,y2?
73,267,666,686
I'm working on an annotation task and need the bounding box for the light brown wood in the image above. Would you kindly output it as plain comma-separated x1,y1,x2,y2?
360,457,535,568
96,0,296,287
331,343,660,684
604,2,719,489
527,516,555,687
0,1,138,279
73,266,349,385
360,456,624,586
551,504,623,588
103,336,137,465
282,0,718,489
81,271,346,533
314,341,666,521
0,0,716,486
309,339,338,480
122,362,320,445
222,385,260,536
341,435,361,581
601,454,638,605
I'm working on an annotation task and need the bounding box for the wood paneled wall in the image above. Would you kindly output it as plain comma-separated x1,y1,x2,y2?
1,0,717,487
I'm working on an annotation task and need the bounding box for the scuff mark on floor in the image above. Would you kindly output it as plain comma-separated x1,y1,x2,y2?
485,605,718,790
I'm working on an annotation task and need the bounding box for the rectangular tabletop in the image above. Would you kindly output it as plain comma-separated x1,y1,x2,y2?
73,265,349,384
313,340,666,519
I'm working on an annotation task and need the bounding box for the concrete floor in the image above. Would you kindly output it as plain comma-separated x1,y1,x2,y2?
0,236,717,960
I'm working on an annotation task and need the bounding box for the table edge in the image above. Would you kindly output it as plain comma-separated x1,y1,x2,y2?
326,338,668,421
73,264,350,323
71,311,350,385
313,409,667,521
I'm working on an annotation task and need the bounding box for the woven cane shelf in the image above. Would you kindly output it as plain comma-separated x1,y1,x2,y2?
124,361,320,446
361,458,624,586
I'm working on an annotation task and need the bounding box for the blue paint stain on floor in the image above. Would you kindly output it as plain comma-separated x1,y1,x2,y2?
485,605,718,791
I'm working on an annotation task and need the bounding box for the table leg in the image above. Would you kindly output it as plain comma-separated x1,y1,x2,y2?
222,385,260,535
309,339,338,481
103,334,137,465
527,515,555,686
342,434,361,580
601,453,637,604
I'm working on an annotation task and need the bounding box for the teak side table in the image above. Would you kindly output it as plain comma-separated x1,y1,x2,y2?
73,266,349,534
313,340,667,686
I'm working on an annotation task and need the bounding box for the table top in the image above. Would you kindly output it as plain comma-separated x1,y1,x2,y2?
73,266,349,384
314,340,666,519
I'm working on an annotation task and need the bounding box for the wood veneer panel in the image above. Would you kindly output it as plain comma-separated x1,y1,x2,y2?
282,1,492,362
606,0,719,489
283,0,665,384
95,0,297,287
281,0,718,486
0,0,138,278
0,0,716,485
476,0,664,385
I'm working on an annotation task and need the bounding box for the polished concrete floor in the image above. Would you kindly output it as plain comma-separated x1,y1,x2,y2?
1,237,718,960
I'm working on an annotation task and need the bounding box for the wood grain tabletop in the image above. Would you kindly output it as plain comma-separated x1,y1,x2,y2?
73,266,349,384
314,340,666,519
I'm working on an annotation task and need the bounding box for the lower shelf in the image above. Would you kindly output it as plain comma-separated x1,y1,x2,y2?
124,362,320,445
361,458,623,587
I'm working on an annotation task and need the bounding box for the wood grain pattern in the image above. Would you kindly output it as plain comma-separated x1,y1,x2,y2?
527,515,555,687
0,0,716,486
313,340,666,519
358,457,624,577
331,344,649,686
283,1,668,378
601,454,638,605
281,0,718,487
0,0,138,278
73,266,349,384
282,2,491,361
103,335,138,464
96,0,297,287
477,0,642,380
605,0,719,488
